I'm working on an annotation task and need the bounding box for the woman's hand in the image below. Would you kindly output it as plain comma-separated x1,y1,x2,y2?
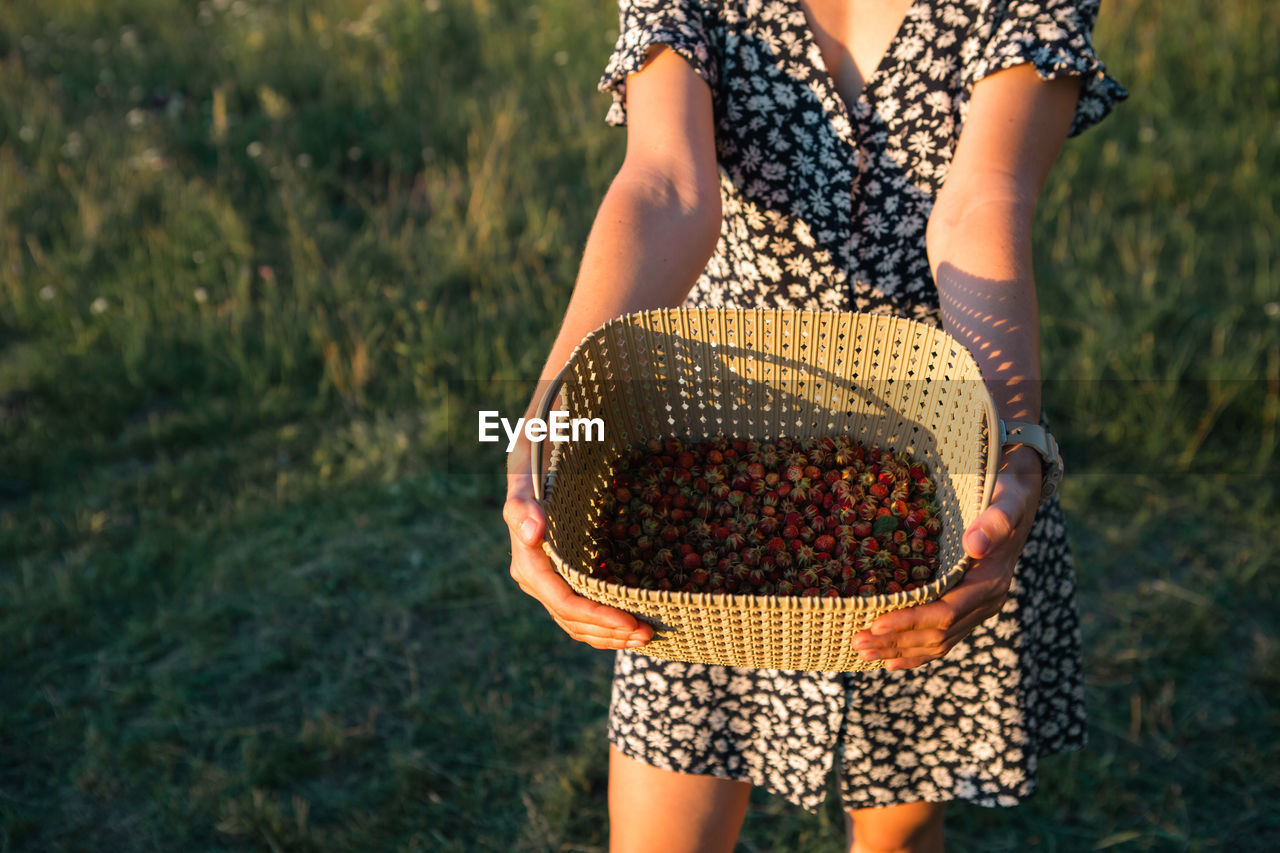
503,440,655,650
851,446,1043,670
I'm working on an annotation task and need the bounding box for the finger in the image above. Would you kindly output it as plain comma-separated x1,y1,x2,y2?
857,605,991,659
882,655,936,671
549,611,651,650
855,564,1007,643
508,528,652,637
503,495,546,549
544,601,650,644
963,500,1018,560
856,627,949,658
514,553,651,635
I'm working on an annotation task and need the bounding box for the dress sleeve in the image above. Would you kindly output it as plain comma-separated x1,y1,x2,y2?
598,0,720,127
971,0,1128,137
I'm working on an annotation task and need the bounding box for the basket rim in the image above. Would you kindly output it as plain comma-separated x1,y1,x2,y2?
535,307,997,622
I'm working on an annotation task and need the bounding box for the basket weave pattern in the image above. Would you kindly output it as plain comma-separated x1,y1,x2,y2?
538,309,997,672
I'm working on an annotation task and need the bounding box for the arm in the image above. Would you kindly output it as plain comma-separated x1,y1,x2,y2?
854,63,1081,669
503,46,721,650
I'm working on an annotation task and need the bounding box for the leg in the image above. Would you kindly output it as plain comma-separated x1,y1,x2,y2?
608,745,751,853
845,801,946,853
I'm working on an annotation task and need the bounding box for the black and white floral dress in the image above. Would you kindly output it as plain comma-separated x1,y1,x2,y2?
598,0,1126,812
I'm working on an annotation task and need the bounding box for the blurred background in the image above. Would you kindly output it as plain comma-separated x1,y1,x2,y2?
0,0,1277,849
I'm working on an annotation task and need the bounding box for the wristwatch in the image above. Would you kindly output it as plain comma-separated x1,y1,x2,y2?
998,420,1064,502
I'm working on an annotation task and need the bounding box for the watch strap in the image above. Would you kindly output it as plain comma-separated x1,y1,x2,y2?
997,420,1064,502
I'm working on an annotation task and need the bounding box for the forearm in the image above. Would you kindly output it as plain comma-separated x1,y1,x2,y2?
531,169,720,404
506,168,720,484
926,192,1041,423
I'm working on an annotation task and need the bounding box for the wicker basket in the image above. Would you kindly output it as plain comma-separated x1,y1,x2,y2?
532,309,999,672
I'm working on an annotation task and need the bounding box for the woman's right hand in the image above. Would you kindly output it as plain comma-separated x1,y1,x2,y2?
503,441,654,650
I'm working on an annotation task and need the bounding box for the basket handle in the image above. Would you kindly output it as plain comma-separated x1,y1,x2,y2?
530,368,567,503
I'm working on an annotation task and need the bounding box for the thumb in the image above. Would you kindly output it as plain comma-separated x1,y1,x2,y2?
963,500,1017,560
503,496,546,547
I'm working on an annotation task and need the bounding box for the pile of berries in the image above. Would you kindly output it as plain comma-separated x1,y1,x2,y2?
588,435,943,598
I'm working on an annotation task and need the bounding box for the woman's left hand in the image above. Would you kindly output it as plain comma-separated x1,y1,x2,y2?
851,446,1044,670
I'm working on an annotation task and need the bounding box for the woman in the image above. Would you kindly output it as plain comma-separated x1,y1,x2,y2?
504,0,1125,849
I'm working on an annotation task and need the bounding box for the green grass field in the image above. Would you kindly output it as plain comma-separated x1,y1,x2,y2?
1,0,1278,849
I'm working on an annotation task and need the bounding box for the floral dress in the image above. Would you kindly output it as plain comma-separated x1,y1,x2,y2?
598,0,1126,812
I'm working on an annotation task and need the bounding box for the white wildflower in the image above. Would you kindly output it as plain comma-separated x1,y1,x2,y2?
90,297,109,314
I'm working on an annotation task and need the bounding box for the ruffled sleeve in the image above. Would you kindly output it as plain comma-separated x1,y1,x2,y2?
970,0,1128,136
598,0,720,126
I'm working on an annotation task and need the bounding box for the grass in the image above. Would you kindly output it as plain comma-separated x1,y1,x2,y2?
0,0,1277,849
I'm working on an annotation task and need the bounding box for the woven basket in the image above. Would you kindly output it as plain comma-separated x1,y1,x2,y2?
532,309,999,672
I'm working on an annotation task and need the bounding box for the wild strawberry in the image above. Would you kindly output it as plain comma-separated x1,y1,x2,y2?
857,583,879,596
873,550,900,570
789,478,811,503
910,564,933,581
814,533,836,553
886,581,903,594
775,579,794,595
795,544,816,566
